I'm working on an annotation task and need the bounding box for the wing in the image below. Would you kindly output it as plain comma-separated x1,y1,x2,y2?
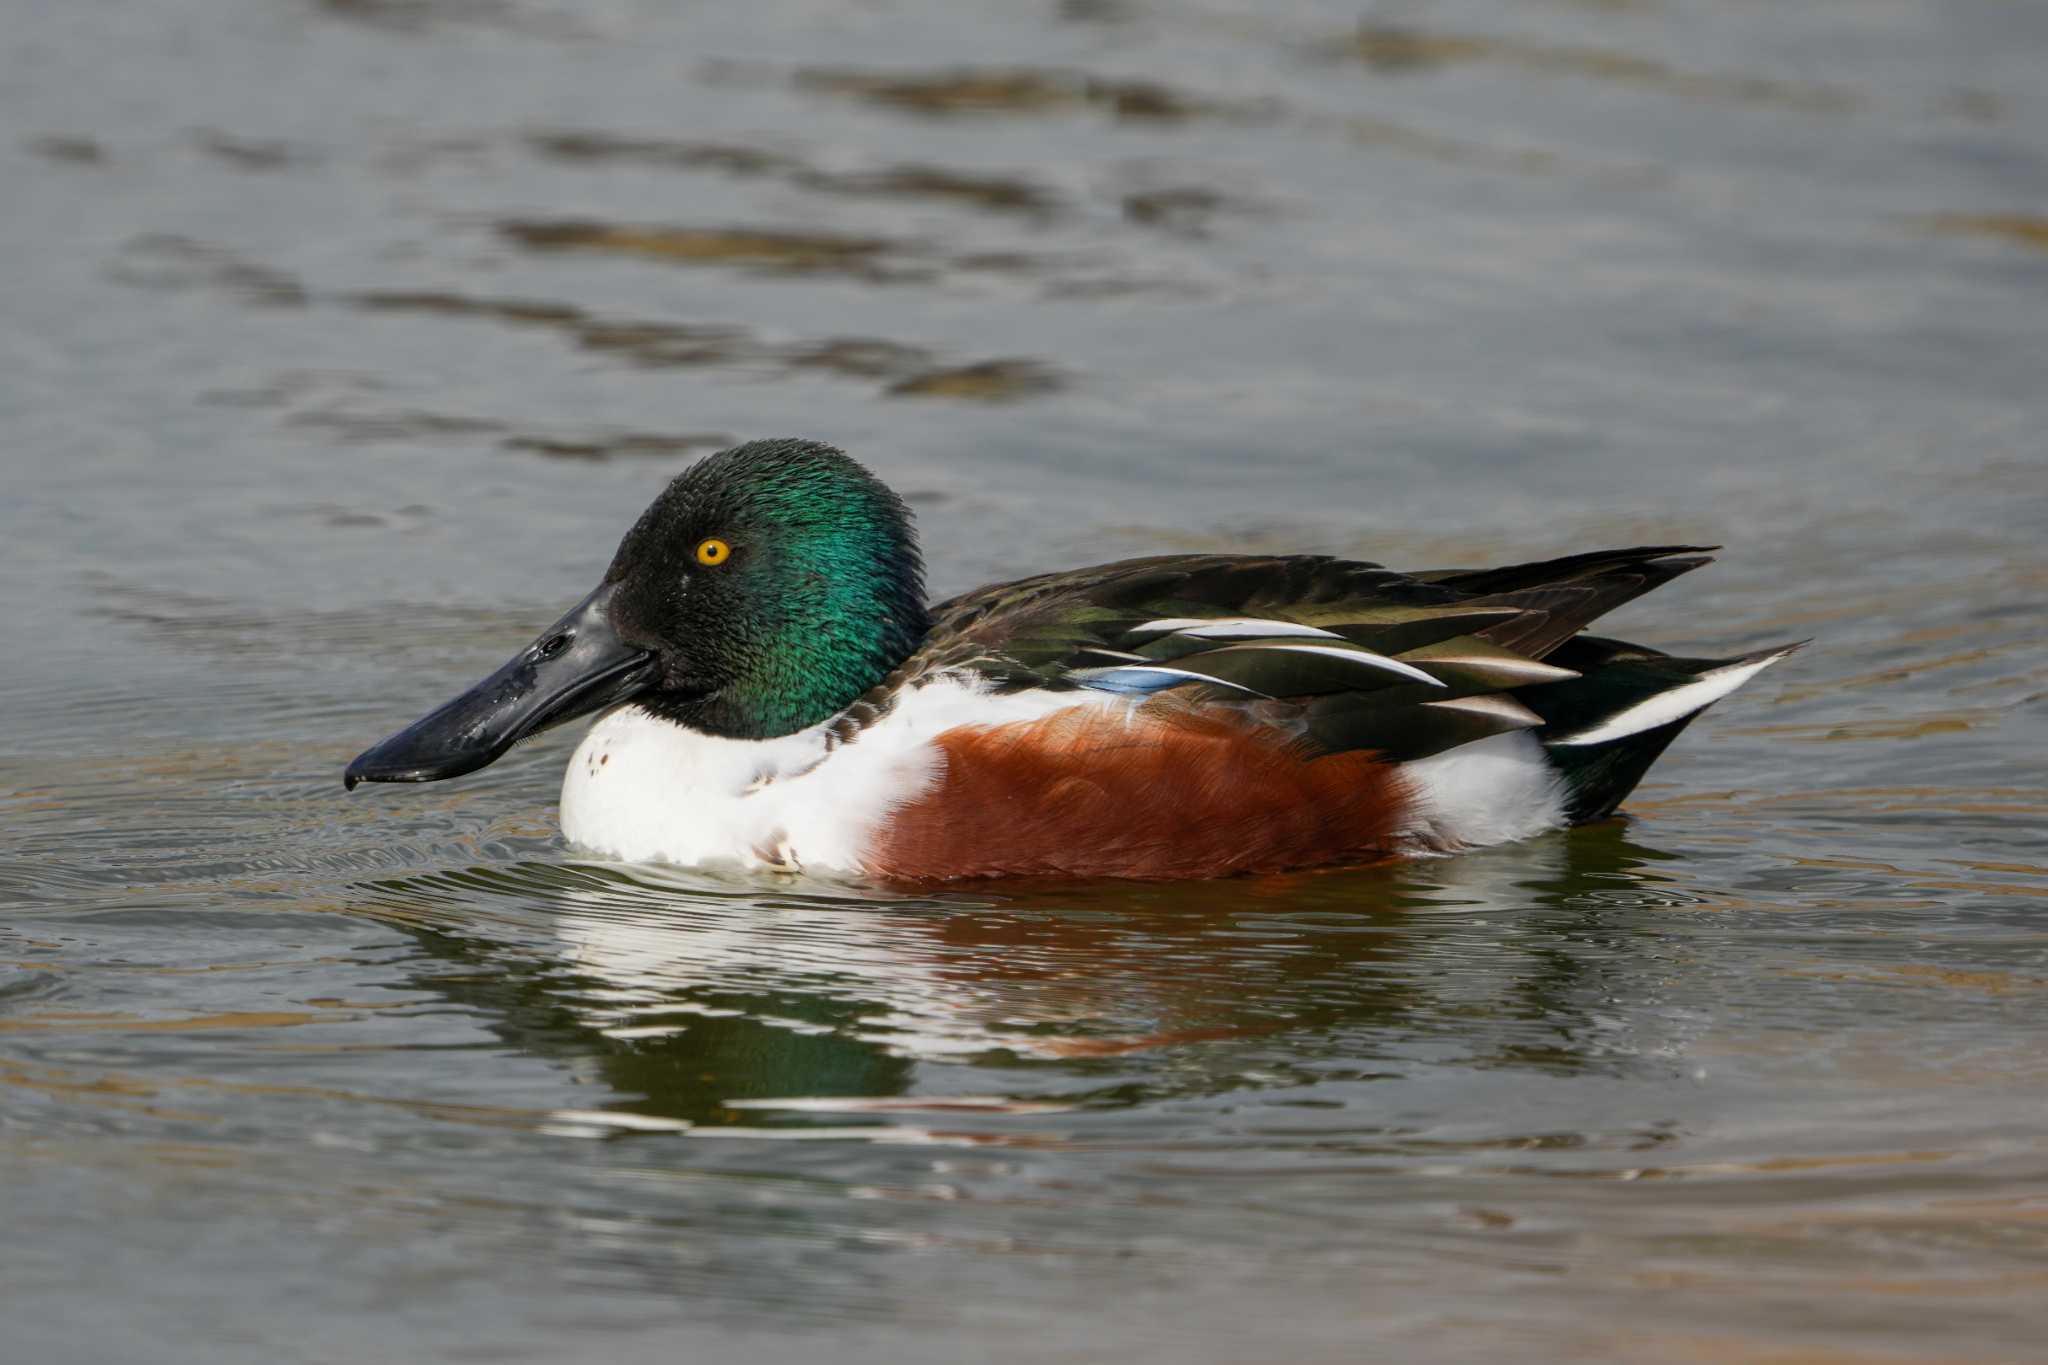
901,547,1716,762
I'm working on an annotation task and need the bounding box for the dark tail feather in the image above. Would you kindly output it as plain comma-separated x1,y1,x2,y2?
1517,638,1805,823
1447,549,1720,660
1544,714,1698,823
1420,544,1718,595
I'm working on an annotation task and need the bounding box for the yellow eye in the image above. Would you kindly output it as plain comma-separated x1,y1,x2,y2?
694,537,731,567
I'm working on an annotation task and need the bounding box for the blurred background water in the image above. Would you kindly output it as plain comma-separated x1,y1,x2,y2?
4,0,2046,1360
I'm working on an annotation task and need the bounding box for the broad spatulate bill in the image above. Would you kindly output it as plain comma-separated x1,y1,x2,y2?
347,439,1800,881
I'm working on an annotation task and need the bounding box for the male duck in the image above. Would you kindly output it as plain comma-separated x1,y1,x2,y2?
346,439,1797,881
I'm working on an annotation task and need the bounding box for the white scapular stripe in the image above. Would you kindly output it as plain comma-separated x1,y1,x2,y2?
1128,617,1346,641
1547,649,1793,747
1194,642,1445,688
1421,694,1543,727
1421,654,1581,685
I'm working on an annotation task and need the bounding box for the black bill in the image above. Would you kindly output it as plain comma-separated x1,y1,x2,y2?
344,584,659,789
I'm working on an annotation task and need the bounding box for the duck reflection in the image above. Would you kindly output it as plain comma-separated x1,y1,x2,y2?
354,823,1693,1129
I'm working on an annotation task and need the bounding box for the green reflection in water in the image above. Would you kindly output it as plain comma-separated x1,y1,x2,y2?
346,823,1697,1129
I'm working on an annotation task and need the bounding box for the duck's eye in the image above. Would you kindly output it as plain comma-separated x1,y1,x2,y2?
695,537,732,567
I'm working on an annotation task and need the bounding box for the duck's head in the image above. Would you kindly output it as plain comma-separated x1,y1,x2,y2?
344,438,929,788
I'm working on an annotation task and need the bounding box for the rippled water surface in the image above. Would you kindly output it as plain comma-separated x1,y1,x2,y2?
6,1,2047,1360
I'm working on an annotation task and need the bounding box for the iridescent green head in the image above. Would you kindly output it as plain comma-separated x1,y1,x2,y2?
605,439,931,739
341,439,929,790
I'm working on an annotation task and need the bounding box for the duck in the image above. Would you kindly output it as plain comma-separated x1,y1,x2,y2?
345,438,1799,881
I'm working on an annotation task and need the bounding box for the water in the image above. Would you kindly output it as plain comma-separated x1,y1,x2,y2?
4,0,2046,1359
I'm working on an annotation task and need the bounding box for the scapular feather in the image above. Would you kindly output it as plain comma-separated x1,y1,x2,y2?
1158,642,1443,695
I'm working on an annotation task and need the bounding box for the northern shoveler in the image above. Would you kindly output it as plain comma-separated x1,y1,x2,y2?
345,439,1798,881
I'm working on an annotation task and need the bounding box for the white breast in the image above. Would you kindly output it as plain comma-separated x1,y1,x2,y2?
558,679,1115,873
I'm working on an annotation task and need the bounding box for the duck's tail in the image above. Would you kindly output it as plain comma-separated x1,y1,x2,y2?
1520,636,1806,822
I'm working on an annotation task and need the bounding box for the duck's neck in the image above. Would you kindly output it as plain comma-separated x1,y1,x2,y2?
646,595,932,741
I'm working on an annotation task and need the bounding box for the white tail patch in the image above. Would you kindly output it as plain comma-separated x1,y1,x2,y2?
1128,617,1346,641
1547,648,1796,747
1401,731,1565,851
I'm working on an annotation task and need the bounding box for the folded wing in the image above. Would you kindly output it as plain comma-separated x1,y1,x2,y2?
920,547,1734,765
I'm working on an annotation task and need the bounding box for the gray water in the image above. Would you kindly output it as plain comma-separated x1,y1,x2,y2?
5,1,2047,1360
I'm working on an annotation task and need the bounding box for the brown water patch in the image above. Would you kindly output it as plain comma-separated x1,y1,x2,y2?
723,1096,1071,1115
498,219,913,280
498,431,730,462
1346,116,1564,173
497,225,1083,287
1610,1328,2008,1364
1734,714,1985,742
953,250,1066,276
1645,1149,1960,1178
1122,186,1267,238
1753,849,2048,909
13,954,367,979
1937,89,2007,123
318,0,480,27
1,1057,157,1096
1332,26,1494,72
1042,274,1205,300
570,319,754,368
285,409,507,444
1,1056,582,1135
1790,964,2048,997
524,130,805,178
784,337,936,379
820,165,1063,218
1318,23,1860,112
341,288,1065,400
1032,1024,1258,1058
886,359,1064,401
106,235,308,307
195,130,310,172
1945,859,2048,877
0,1010,331,1034
199,370,387,409
0,1061,216,1124
1055,0,1138,22
787,65,1280,123
373,133,494,177
1630,1265,2048,1301
314,0,582,38
1626,786,2048,844
526,131,1064,219
789,66,1083,116
1775,643,2028,703
346,288,749,368
27,135,106,165
758,61,1574,179
352,290,587,326
1919,214,2048,252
